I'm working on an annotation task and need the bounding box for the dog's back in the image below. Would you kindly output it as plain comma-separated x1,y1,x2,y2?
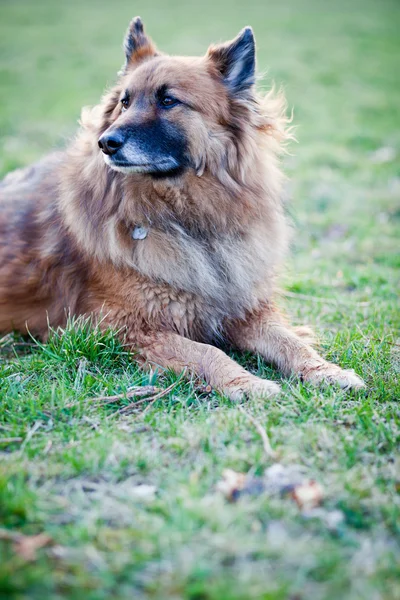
0,153,88,335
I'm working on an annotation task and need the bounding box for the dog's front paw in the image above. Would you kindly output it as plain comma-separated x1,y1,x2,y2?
302,362,365,390
222,375,281,401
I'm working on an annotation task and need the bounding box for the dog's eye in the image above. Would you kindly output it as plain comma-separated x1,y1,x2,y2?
121,94,130,111
159,95,180,109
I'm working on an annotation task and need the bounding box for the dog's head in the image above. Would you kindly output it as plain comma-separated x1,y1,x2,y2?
97,17,257,179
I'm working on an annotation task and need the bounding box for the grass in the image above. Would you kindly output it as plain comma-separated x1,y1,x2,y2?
0,0,399,598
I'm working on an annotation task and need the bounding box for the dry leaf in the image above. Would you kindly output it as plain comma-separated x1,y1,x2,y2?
217,465,324,508
217,469,265,501
0,529,52,561
15,533,52,560
216,469,247,501
290,480,324,509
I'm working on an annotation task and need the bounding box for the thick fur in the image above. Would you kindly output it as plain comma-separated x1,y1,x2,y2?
0,19,364,399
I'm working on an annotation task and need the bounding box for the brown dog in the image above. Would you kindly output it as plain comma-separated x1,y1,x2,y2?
0,18,364,399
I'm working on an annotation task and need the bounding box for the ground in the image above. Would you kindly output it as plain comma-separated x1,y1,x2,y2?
0,0,399,598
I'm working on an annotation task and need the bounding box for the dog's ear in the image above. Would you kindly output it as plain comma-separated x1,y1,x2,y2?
207,27,256,97
123,17,157,69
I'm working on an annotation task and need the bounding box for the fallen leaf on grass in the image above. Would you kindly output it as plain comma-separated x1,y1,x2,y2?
290,480,324,509
0,528,53,561
216,469,247,501
14,533,53,561
217,465,324,508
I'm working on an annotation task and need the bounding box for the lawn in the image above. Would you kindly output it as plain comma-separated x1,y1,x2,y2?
0,0,399,598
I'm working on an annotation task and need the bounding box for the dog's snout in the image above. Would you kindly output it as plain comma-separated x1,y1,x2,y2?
98,131,124,155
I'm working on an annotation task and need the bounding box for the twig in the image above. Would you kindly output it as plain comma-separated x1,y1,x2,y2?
0,437,23,444
0,333,14,348
0,424,13,432
43,440,52,455
20,421,42,451
141,375,186,414
0,528,23,542
283,290,370,307
116,375,185,416
238,405,277,460
65,385,160,408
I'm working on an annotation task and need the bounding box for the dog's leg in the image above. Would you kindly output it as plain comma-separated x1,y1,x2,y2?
132,330,281,401
227,303,365,390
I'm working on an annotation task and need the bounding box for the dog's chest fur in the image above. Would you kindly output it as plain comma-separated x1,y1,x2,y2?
131,223,272,303
109,215,284,340
81,177,287,339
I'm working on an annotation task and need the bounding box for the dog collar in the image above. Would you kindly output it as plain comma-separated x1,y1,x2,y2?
132,225,148,240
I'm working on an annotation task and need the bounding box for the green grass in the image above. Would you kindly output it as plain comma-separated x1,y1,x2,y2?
0,0,399,598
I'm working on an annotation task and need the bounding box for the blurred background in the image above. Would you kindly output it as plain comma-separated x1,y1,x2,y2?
0,0,399,310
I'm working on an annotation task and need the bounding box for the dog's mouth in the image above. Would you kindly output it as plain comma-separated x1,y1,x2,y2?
104,154,181,175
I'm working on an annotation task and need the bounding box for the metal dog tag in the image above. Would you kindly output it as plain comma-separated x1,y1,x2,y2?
132,225,148,240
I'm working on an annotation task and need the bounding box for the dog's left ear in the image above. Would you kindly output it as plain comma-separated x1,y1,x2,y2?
207,27,256,97
123,17,157,69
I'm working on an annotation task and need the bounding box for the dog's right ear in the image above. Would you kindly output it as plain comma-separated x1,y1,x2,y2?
123,17,157,69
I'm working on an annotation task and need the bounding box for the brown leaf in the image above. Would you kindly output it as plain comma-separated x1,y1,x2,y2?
290,480,324,509
216,469,247,501
217,465,325,508
0,529,53,561
15,533,52,560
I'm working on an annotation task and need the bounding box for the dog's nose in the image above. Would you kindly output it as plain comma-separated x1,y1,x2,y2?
98,131,124,155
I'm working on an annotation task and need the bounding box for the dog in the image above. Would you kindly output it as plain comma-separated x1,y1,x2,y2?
0,17,365,399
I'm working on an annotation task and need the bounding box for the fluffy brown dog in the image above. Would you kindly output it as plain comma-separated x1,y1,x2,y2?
0,18,364,399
